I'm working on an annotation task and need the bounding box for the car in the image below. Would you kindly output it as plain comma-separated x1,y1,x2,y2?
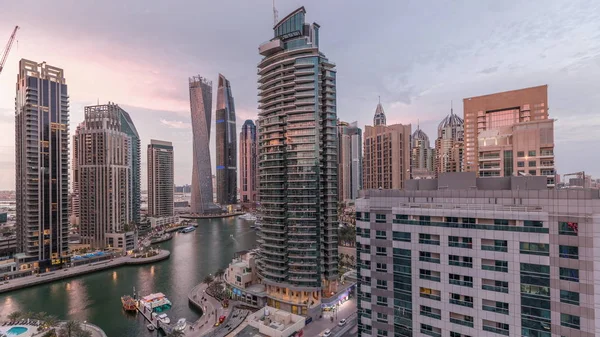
338,318,347,326
323,329,331,337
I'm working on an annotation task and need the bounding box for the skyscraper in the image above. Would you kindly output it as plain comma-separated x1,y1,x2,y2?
256,7,338,317
239,120,257,204
189,76,218,214
15,59,69,269
119,107,141,224
463,85,555,186
411,125,435,179
338,120,362,201
435,105,464,176
373,98,386,126
363,101,411,189
148,140,174,217
215,74,237,205
75,103,138,249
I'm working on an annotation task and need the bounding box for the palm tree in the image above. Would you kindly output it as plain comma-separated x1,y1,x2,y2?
349,255,356,267
74,329,92,337
43,315,59,329
214,268,225,280
203,275,214,286
8,311,22,322
59,320,80,337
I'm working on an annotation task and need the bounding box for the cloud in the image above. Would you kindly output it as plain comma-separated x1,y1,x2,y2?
479,66,498,74
160,119,191,129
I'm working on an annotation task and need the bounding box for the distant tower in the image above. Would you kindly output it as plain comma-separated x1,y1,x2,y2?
215,74,237,205
373,96,386,126
189,76,219,214
435,102,464,176
148,140,174,217
411,123,435,179
239,120,257,204
338,121,363,200
15,59,69,269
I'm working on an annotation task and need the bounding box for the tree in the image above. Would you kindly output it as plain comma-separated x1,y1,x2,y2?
43,315,59,329
203,275,214,286
74,329,92,337
349,255,356,267
167,329,185,337
8,311,22,322
59,320,80,337
214,268,225,280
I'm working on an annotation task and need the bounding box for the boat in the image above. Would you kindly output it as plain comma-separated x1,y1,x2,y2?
239,213,257,221
174,318,187,331
121,295,137,312
181,226,196,233
147,324,155,331
158,313,171,324
139,292,172,313
250,225,256,229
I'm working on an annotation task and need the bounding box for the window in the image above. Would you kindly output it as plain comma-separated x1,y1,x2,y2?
558,222,578,236
524,220,543,227
376,247,387,256
392,231,411,242
376,312,388,323
376,279,387,289
375,263,387,272
463,218,475,224
528,150,536,157
519,242,549,256
420,251,440,264
494,219,508,226
449,255,472,268
517,161,525,167
517,151,525,157
420,269,440,282
451,333,472,337
528,160,536,168
559,267,579,282
528,170,536,175
446,217,459,223
449,236,472,249
376,330,387,337
395,214,408,220
364,213,370,221
419,233,440,245
375,230,386,239
483,301,509,315
375,214,386,223
559,245,579,259
560,313,580,330
376,296,387,306
560,290,579,305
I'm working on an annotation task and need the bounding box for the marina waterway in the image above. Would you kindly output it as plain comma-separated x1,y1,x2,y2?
0,217,257,337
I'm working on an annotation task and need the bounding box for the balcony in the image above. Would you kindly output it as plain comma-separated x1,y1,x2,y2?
449,279,472,288
482,325,509,336
449,261,472,268
450,317,474,328
419,257,440,264
482,284,508,293
481,245,507,252
420,293,441,301
482,265,508,273
420,329,441,337
449,298,473,308
420,275,441,282
482,305,508,315
420,311,441,320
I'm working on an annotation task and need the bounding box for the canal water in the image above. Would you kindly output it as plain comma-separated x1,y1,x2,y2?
0,217,257,337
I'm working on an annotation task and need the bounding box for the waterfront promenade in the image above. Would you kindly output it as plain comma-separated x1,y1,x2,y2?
0,250,170,294
186,282,232,336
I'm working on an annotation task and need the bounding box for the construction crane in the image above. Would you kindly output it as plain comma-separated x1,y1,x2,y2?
0,25,19,76
563,171,587,188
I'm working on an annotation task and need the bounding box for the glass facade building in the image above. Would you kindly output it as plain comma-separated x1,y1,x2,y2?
118,107,141,224
215,74,238,205
189,76,219,214
256,7,339,317
148,139,174,217
15,59,70,269
239,120,257,204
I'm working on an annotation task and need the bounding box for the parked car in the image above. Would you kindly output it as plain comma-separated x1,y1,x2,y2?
323,329,332,337
338,318,347,326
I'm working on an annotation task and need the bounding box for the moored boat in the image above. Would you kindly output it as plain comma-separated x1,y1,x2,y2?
158,313,171,324
181,226,196,233
121,295,137,312
139,292,172,313
174,318,187,331
147,324,155,331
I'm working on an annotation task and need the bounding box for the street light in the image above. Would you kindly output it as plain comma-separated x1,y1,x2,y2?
83,321,87,331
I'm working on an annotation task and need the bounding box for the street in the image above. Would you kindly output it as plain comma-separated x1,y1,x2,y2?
302,298,357,337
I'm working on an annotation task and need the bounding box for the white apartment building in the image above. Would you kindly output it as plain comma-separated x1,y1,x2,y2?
356,172,600,337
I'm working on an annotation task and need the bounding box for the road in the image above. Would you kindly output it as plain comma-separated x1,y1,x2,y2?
302,298,357,337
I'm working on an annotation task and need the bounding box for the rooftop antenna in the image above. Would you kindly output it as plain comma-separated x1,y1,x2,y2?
378,95,381,104
273,0,279,25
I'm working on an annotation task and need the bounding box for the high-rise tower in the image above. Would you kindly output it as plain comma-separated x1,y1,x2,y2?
15,59,69,269
435,104,464,176
338,121,362,201
373,97,386,126
239,120,257,204
411,124,435,179
75,103,137,249
215,74,237,205
189,76,219,214
256,7,338,317
148,140,174,217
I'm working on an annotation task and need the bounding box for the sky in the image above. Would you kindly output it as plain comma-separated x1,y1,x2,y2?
0,0,599,190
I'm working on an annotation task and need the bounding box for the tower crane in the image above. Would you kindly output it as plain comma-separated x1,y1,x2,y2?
0,25,19,76
563,171,587,188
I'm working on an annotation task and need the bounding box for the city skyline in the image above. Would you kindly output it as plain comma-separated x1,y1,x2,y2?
0,1,598,190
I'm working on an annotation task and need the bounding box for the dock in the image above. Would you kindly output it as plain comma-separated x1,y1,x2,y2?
135,302,175,334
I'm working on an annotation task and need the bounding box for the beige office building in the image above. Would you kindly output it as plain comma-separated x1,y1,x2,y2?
435,106,464,176
463,85,555,187
363,102,411,190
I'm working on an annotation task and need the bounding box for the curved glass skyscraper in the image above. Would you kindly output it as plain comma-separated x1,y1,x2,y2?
256,7,338,317
239,120,257,204
189,76,218,214
215,74,237,205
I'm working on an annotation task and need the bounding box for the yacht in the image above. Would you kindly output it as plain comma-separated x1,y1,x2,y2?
158,313,170,324
239,213,257,221
147,324,155,331
174,318,187,331
181,226,196,233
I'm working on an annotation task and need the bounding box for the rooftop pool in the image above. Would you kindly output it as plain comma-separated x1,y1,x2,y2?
6,326,28,336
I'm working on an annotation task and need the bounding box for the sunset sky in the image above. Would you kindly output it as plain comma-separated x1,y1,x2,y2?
0,0,599,190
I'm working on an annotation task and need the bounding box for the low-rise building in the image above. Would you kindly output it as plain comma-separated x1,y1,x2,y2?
224,250,267,308
245,306,305,337
105,231,137,253
148,216,180,228
356,172,600,337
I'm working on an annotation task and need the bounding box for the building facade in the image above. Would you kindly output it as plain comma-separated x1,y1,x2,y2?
239,119,258,204
189,76,219,214
463,85,555,186
256,6,339,317
216,74,238,205
15,59,70,269
147,139,174,217
363,103,411,190
411,126,435,179
119,107,141,224
435,107,464,176
338,120,363,201
356,172,600,337
74,103,138,250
